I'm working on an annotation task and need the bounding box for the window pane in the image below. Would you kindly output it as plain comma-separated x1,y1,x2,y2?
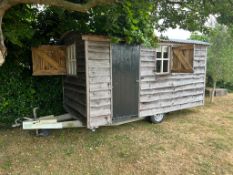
66,44,77,75
156,46,162,58
163,60,169,73
156,60,162,73
163,46,169,58
162,46,168,53
163,52,168,58
157,52,162,58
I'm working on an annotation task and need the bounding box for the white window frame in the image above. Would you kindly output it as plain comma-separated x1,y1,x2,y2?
66,43,77,75
155,45,170,74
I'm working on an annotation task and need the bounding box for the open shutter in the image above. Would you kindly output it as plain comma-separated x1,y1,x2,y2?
171,45,194,73
32,45,67,76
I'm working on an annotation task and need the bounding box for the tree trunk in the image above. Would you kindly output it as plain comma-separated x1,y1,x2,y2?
0,0,116,66
210,81,217,103
0,15,7,66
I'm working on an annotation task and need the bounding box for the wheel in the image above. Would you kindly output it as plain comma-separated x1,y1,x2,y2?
150,113,165,124
36,129,50,137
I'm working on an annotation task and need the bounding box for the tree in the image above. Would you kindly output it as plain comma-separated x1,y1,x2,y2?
0,5,67,125
156,0,233,32
0,0,116,66
189,32,208,42
1,0,233,66
88,0,157,46
207,25,233,102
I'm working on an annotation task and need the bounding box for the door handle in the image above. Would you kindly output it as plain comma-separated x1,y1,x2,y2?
136,80,139,83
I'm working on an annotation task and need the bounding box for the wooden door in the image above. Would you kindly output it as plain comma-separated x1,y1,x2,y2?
112,44,140,123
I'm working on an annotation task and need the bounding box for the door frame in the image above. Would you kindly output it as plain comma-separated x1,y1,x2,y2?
111,43,141,123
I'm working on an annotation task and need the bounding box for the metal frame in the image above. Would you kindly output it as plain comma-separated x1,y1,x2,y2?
23,114,84,130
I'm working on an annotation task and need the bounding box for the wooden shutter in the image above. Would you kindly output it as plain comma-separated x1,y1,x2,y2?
171,45,194,73
32,45,67,76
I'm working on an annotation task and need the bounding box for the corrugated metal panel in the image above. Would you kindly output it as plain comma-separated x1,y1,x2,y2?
112,44,140,122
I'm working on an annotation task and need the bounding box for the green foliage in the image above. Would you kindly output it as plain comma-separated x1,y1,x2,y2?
209,0,233,26
0,6,71,126
159,34,169,40
156,0,233,32
189,32,208,42
156,0,210,32
3,5,38,47
189,28,233,92
33,7,89,45
89,0,157,46
0,44,64,125
207,25,233,86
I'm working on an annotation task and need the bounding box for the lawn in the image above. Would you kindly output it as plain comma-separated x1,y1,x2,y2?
0,94,233,175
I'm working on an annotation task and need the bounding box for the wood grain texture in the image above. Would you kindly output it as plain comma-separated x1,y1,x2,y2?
63,35,87,120
82,35,110,42
86,40,112,129
139,45,207,118
172,45,194,73
32,45,66,76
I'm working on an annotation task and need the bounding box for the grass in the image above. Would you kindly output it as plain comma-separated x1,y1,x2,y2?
0,94,233,175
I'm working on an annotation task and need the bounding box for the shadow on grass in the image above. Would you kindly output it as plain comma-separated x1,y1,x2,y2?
165,109,199,122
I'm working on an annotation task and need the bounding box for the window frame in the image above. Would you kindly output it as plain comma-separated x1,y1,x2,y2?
155,45,171,75
66,42,77,76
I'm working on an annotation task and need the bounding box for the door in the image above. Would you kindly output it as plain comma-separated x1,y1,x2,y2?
112,44,140,122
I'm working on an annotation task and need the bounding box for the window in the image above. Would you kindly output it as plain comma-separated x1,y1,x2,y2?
171,45,194,73
156,46,170,74
32,45,66,76
66,43,77,75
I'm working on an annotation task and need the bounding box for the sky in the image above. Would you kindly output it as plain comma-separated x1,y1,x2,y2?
156,28,191,40
157,15,217,40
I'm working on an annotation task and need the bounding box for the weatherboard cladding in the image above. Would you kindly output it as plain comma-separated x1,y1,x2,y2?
139,45,207,117
63,34,87,121
61,33,207,129
85,40,112,128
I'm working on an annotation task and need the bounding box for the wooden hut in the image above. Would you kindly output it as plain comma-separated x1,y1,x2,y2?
28,31,209,130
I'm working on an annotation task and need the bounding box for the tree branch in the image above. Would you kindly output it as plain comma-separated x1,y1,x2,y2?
7,0,116,12
0,16,6,65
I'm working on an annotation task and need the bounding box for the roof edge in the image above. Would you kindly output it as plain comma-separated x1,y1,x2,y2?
159,39,210,46
82,35,111,42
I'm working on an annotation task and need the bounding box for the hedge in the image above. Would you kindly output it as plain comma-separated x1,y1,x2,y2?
0,48,64,126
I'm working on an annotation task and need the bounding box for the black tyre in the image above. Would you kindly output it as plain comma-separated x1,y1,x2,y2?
150,113,165,124
37,129,50,137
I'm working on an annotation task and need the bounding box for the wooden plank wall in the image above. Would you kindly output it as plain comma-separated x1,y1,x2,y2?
139,44,207,117
86,41,112,129
63,37,87,119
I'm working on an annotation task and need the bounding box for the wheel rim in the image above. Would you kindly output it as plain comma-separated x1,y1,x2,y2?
153,114,164,122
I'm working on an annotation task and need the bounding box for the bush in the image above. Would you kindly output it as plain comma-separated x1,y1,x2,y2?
0,48,64,126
